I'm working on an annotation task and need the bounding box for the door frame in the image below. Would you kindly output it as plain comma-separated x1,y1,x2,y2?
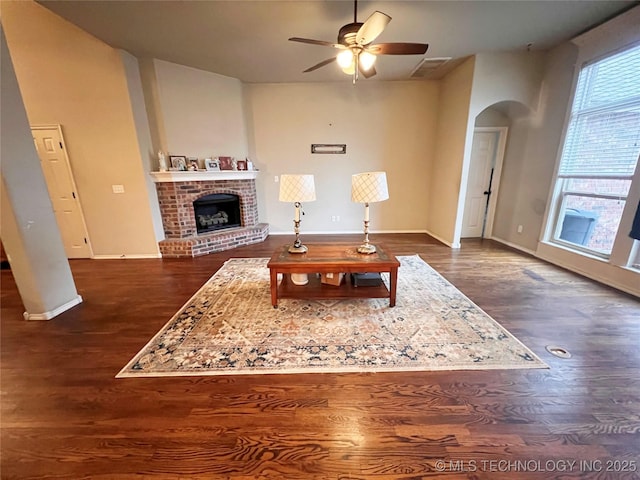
465,127,508,239
31,124,93,258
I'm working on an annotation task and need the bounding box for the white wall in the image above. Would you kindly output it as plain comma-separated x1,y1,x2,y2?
244,81,439,234
2,0,160,258
470,52,545,118
1,27,81,319
475,108,511,128
427,57,475,247
488,45,576,250
460,52,547,249
153,59,250,161
426,52,546,248
120,51,164,245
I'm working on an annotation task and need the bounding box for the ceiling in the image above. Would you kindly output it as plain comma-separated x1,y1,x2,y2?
37,0,637,83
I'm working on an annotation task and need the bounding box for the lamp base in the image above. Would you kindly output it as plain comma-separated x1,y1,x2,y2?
288,244,308,254
357,243,376,254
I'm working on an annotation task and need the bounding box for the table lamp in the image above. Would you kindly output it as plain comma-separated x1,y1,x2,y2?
279,174,316,253
351,171,389,254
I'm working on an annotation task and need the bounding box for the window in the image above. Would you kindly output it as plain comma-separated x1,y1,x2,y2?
550,44,640,258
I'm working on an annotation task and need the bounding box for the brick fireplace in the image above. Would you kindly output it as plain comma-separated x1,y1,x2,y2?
152,171,268,257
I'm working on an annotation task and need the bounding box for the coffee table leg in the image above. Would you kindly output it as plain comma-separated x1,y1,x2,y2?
270,268,278,308
389,267,398,307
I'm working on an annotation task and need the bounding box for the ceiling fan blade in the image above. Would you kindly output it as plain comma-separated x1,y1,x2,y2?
303,57,337,73
289,37,345,49
366,43,429,55
359,64,377,79
355,11,391,45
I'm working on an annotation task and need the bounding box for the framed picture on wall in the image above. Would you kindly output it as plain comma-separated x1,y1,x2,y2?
169,155,187,171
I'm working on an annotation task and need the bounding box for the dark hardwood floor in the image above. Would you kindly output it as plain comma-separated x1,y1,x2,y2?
1,233,639,479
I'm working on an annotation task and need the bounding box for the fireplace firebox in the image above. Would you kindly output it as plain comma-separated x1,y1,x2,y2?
193,193,241,234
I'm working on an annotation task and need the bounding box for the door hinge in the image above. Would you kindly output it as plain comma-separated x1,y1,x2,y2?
59,142,63,149
72,192,76,199
84,238,88,244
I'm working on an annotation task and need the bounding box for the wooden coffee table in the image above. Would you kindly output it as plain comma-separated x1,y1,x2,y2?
266,243,400,308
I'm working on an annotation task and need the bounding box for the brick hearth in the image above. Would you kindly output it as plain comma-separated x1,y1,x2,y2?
152,173,268,257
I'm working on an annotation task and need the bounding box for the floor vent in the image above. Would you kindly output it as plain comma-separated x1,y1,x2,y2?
546,345,572,359
410,57,452,78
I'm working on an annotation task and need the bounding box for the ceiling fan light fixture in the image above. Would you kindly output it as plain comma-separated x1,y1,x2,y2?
290,0,428,82
337,49,354,68
359,51,376,71
341,63,356,75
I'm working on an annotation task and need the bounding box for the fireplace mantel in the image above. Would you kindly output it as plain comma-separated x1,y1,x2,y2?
150,171,258,183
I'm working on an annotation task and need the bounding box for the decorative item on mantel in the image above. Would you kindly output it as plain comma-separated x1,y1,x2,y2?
279,174,316,254
204,158,220,171
219,156,234,171
158,151,168,172
187,158,199,171
351,171,389,254
169,155,188,171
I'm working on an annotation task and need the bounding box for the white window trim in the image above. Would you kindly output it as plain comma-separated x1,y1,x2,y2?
536,8,640,297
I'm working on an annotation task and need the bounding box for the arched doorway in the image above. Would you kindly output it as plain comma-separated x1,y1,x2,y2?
461,101,530,239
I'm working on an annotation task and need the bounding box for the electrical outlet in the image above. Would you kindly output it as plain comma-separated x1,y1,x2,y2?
112,184,125,194
274,175,279,183
517,224,523,233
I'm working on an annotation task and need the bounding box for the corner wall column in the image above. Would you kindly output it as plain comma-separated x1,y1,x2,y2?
1,27,81,320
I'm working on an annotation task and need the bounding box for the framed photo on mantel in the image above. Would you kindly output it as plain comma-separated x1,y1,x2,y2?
169,155,187,171
204,158,220,171
219,156,234,170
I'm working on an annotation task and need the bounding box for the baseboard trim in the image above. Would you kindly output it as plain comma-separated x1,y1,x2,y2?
23,295,83,321
489,237,537,256
269,229,429,235
425,230,459,249
92,253,162,259
492,237,639,297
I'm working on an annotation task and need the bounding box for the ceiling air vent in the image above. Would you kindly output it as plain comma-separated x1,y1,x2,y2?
410,57,452,78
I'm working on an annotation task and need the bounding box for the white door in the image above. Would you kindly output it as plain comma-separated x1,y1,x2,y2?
31,125,92,258
461,128,507,238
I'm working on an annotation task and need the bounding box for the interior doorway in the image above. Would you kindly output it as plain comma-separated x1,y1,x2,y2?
31,125,93,258
461,127,507,238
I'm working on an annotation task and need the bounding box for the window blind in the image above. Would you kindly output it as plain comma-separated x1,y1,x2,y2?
558,44,640,177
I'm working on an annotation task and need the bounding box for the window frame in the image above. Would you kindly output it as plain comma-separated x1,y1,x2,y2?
545,42,640,262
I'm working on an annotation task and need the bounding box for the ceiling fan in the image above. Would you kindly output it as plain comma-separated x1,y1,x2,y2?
289,0,429,83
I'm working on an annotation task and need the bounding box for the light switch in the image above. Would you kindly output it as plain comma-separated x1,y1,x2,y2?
112,184,125,194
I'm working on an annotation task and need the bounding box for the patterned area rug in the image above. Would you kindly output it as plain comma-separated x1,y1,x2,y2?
117,255,547,377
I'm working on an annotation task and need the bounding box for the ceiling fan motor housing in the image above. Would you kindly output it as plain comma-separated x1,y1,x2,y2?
338,23,363,46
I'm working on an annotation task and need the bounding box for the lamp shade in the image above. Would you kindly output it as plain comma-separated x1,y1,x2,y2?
279,174,316,202
351,172,389,203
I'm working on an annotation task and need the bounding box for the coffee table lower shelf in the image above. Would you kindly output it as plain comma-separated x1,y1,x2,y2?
276,274,390,304
267,243,400,308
